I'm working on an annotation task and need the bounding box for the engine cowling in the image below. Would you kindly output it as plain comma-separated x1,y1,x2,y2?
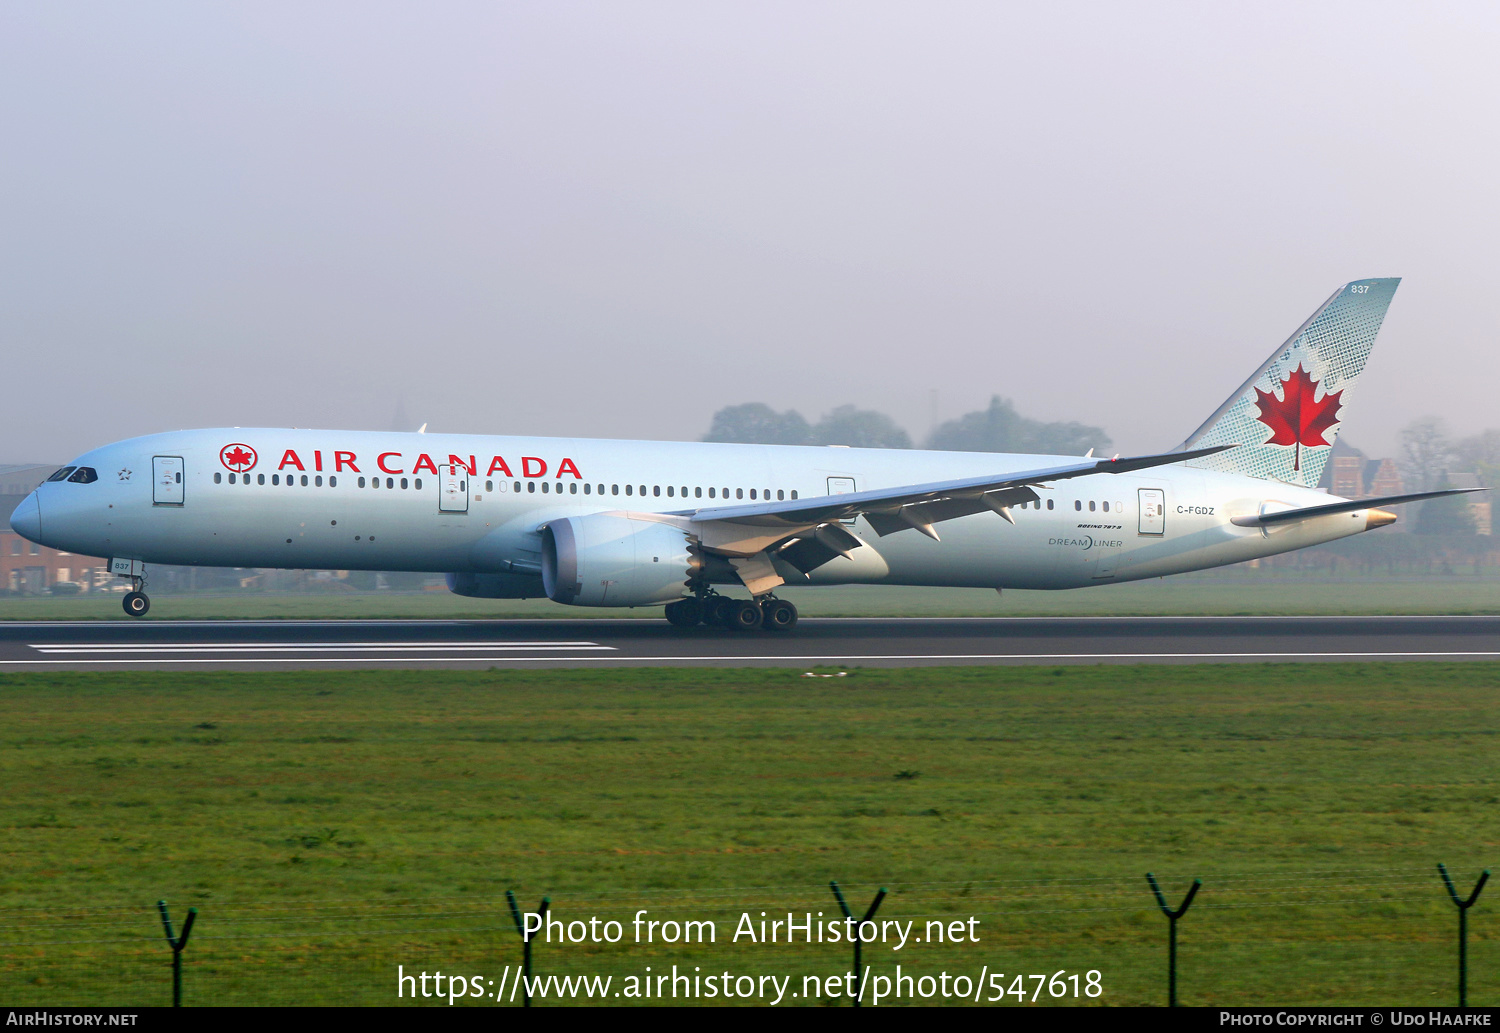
541,515,696,606
446,572,544,599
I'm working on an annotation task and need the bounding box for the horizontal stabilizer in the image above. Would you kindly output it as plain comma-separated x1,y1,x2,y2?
1229,488,1487,527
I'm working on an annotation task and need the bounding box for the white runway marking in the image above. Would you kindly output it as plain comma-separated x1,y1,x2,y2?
28,641,612,654
2,650,1499,666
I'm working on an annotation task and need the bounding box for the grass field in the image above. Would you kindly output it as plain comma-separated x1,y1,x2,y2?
0,663,1496,1007
2,574,1498,621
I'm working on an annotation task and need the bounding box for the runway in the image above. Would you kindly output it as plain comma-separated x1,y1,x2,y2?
1,615,1498,670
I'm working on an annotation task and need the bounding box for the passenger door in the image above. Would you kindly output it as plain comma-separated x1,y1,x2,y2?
827,477,857,526
439,464,470,513
152,456,184,506
1138,488,1165,535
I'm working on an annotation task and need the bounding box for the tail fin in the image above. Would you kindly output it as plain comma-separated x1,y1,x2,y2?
1178,277,1400,487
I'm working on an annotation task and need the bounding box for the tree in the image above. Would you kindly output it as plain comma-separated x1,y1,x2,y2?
811,405,911,449
702,403,812,445
1453,428,1500,487
1415,483,1477,536
1398,417,1452,493
928,396,1111,456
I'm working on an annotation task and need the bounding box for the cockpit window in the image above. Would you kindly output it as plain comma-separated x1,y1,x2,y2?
46,467,76,482
67,467,98,484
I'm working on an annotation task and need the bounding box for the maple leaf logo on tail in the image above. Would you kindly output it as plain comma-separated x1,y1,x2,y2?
1253,364,1342,472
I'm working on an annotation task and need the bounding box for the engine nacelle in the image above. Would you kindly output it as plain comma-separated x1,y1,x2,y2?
446,571,544,599
541,515,696,606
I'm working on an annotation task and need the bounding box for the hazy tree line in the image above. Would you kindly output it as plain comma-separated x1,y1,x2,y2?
1398,417,1499,537
703,398,1112,455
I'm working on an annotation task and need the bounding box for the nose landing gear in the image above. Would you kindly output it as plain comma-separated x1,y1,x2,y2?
121,572,150,618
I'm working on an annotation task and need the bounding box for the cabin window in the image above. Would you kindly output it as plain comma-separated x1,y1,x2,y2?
611,484,619,495
666,486,674,497
654,485,661,497
257,474,265,485
1047,499,1054,510
359,477,366,488
514,481,521,492
777,489,785,500
312,475,321,487
330,476,338,487
791,490,798,499
708,487,716,498
749,489,757,500
639,485,646,496
1101,501,1109,513
681,486,687,497
485,480,493,492
584,483,591,495
1116,501,1123,512
527,481,536,493
625,484,633,496
570,482,578,494
736,488,744,499
1088,501,1096,511
541,481,549,493
229,473,237,484
1074,500,1081,511
400,478,408,489
214,472,222,484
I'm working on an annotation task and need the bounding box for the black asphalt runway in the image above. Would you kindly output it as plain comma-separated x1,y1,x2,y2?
1,615,1498,670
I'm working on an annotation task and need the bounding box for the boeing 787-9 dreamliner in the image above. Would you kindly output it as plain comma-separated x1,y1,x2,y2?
9,278,1480,629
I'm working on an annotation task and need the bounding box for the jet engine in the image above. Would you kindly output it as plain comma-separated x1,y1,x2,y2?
446,571,544,599
541,514,696,606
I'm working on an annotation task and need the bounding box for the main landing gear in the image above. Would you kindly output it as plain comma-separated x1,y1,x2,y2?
122,575,150,617
664,594,798,632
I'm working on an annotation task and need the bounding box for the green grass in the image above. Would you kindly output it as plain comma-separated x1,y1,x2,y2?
3,573,1498,621
0,664,1496,1006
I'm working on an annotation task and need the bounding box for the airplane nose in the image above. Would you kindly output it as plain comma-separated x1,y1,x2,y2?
9,492,41,543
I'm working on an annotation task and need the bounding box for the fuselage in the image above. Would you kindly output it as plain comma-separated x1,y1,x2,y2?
11,428,1378,596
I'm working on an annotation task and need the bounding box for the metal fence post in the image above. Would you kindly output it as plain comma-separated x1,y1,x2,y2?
830,881,886,1007
506,890,549,1007
1146,873,1200,1008
155,900,197,1008
1438,864,1489,1007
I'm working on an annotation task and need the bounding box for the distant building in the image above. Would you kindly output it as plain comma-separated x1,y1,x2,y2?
0,465,110,594
1317,440,1405,499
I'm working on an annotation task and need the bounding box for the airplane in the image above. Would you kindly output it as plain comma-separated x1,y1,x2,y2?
8,277,1482,629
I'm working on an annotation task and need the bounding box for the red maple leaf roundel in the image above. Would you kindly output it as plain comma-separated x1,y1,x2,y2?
220,443,257,473
1253,364,1342,471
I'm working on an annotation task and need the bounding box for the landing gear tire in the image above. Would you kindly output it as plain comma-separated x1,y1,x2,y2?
712,596,739,627
728,599,764,631
122,591,150,618
664,598,703,627
762,598,798,631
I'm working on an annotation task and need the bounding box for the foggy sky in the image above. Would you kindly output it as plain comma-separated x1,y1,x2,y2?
3,2,1498,463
